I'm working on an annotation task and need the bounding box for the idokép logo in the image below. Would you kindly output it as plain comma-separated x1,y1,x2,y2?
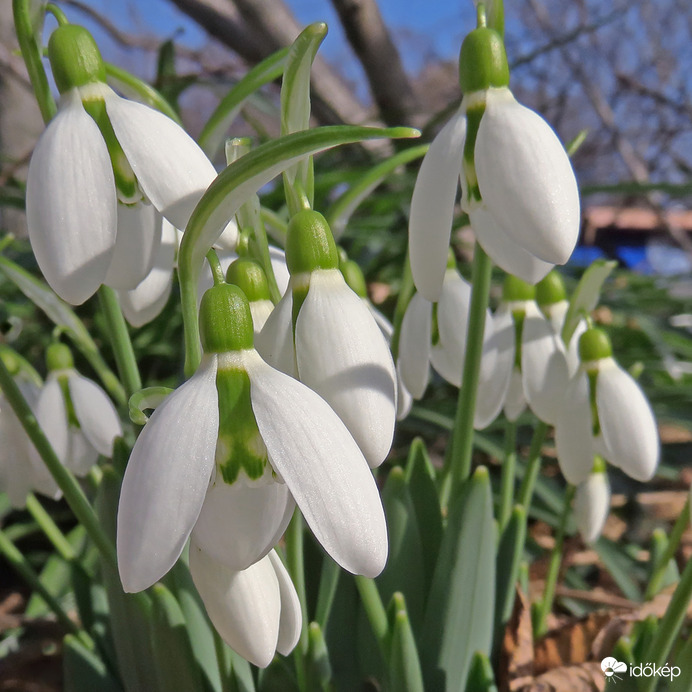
601,657,681,684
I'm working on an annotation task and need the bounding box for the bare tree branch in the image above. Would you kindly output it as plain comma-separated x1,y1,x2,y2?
329,0,418,126
169,0,378,127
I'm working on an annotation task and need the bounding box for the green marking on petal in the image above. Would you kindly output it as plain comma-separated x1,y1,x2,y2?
215,363,267,484
57,374,80,428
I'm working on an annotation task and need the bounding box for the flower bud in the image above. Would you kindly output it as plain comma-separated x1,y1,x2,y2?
458,27,509,94
286,210,338,275
48,25,107,94
226,259,271,303
536,271,567,307
578,328,613,363
502,275,535,302
46,342,75,372
199,284,254,354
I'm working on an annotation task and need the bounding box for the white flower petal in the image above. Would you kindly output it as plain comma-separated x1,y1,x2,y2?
268,550,302,656
395,363,414,421
543,299,569,336
555,372,595,484
409,110,466,301
295,270,396,468
105,202,160,289
26,90,117,304
474,306,514,429
503,367,526,422
470,207,554,284
117,356,219,592
118,218,177,327
596,360,660,482
105,91,216,229
250,299,275,337
64,428,98,476
397,292,432,399
35,376,69,464
475,89,580,265
68,372,122,457
269,246,290,296
574,472,610,544
521,302,569,425
215,219,239,251
245,350,388,577
255,289,297,377
191,475,295,571
0,394,35,508
190,543,280,668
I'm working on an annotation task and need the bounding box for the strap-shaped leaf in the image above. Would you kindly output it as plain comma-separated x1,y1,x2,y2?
63,634,123,692
199,48,289,159
421,466,495,691
389,595,425,692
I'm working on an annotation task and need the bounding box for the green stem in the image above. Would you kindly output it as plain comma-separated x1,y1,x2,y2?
498,420,518,530
45,2,68,25
645,498,691,600
354,575,389,660
12,0,56,124
206,248,225,286
314,558,341,631
516,422,549,509
0,526,93,648
285,511,308,692
448,243,493,496
0,358,118,569
534,484,575,637
252,216,281,304
97,286,142,398
641,555,692,692
25,493,76,561
390,251,415,361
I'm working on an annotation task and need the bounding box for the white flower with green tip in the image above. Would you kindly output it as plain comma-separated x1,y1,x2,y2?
34,343,122,477
257,210,397,467
190,546,301,668
555,328,660,485
26,24,216,305
409,26,579,299
574,462,610,545
117,283,388,593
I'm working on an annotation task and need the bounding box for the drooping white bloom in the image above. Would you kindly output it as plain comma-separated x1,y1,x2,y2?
35,344,122,477
190,546,301,668
574,469,610,544
0,375,60,508
26,80,216,305
257,210,397,468
409,32,579,300
475,292,569,429
555,330,660,485
398,267,495,400
118,285,388,593
258,268,397,468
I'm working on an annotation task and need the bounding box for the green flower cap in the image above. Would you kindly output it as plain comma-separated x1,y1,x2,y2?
286,209,338,275
578,328,613,362
341,259,367,299
502,274,535,302
458,27,509,94
226,259,271,302
48,25,107,94
536,271,567,306
46,342,74,372
199,284,254,354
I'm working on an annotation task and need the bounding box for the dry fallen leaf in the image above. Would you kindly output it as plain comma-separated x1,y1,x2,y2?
501,588,534,692
520,663,605,692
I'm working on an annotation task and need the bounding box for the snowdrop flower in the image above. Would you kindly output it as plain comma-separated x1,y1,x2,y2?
475,276,569,428
555,328,660,485
398,256,495,400
574,460,610,544
26,24,216,304
340,258,412,420
117,283,388,593
35,343,122,476
0,351,60,507
409,26,579,300
257,210,397,468
191,546,301,668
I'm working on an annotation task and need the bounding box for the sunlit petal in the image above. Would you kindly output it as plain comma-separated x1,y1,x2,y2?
398,292,432,399
574,472,610,544
256,289,297,377
268,550,302,656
